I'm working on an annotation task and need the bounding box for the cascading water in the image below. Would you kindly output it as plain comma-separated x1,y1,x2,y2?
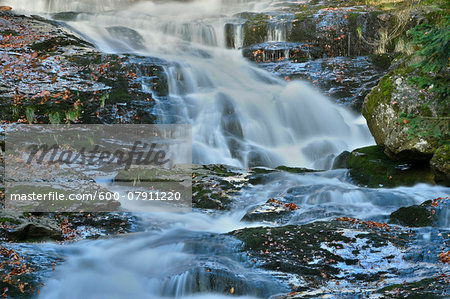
2,0,373,169
1,0,449,298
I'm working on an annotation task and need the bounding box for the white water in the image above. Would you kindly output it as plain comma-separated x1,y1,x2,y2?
2,1,448,298
25,171,450,299
3,0,373,169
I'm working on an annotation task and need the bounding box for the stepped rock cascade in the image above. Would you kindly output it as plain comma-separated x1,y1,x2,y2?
3,0,373,169
2,1,448,298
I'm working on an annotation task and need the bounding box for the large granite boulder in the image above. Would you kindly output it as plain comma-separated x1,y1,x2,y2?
362,66,449,183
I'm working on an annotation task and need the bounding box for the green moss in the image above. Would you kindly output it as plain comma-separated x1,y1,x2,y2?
240,13,269,46
419,103,433,117
347,146,435,187
0,29,19,36
348,12,359,22
294,13,308,22
430,144,450,184
364,66,414,121
30,36,90,53
231,222,352,275
275,166,317,173
377,277,446,298
0,217,21,224
369,54,392,69
364,75,394,118
389,201,435,227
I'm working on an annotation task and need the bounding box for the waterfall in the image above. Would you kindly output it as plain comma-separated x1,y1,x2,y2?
1,0,373,169
267,21,292,42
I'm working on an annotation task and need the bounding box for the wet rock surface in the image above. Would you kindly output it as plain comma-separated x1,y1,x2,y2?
0,11,167,124
259,55,391,109
389,201,436,227
0,210,137,242
192,164,246,210
0,1,448,298
230,219,415,295
376,275,450,298
347,145,435,188
389,198,449,228
226,0,420,109
241,198,299,224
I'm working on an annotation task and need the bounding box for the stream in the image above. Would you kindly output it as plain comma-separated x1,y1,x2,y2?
1,0,449,298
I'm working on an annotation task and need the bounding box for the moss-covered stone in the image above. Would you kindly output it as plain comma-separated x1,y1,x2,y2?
241,13,269,47
191,164,243,210
363,74,394,117
347,145,435,188
389,200,435,227
275,165,317,174
362,63,448,161
0,13,166,125
377,276,449,298
369,53,393,69
231,221,351,276
230,219,410,291
430,144,450,185
30,35,92,52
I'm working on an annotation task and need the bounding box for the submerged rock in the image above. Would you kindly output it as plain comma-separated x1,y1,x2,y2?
347,145,435,188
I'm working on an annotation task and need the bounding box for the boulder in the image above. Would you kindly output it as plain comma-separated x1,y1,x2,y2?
332,150,350,169
389,198,449,227
362,67,449,162
8,222,63,242
389,201,435,227
0,210,63,241
241,198,298,223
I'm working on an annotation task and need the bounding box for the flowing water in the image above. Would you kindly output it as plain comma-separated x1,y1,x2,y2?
1,0,449,298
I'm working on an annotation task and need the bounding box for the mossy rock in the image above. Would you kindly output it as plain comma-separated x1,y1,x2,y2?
114,167,189,184
377,276,448,298
239,13,269,47
7,222,63,242
430,144,450,186
191,164,243,210
332,151,351,169
389,200,435,227
362,74,395,118
52,11,82,21
230,219,409,286
362,64,448,161
231,221,350,276
30,35,92,53
347,145,435,188
275,165,318,174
